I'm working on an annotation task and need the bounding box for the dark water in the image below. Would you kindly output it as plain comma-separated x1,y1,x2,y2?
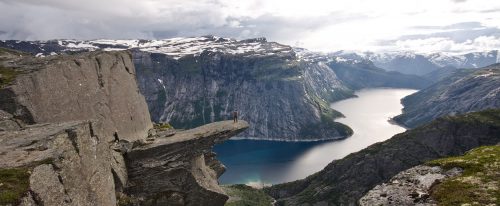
214,88,417,186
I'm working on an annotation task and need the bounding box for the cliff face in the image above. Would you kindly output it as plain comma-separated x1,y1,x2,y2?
0,121,118,205
394,64,500,128
125,121,249,206
0,48,248,206
134,49,353,140
266,109,500,205
0,38,355,140
0,49,152,141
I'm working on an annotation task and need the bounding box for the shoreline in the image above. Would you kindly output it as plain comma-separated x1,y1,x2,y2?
228,135,349,142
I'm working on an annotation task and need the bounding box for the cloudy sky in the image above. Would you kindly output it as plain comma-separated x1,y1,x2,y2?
1,0,499,53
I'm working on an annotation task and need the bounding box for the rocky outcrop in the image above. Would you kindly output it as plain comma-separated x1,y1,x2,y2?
359,166,462,206
0,49,152,142
394,64,500,128
125,121,249,206
0,48,248,206
361,145,500,205
266,109,500,205
0,121,117,205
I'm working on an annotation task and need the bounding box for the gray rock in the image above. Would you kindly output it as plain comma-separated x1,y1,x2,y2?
359,166,463,206
0,109,13,120
126,120,249,206
0,119,20,131
134,50,353,140
1,50,152,142
30,164,69,205
19,192,37,206
0,121,117,206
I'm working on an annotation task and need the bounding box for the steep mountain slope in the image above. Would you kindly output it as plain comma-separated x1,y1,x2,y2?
0,37,354,140
325,58,431,90
394,64,500,128
421,65,458,83
265,109,500,205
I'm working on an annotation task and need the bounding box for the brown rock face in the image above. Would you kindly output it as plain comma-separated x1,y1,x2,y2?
0,50,152,142
125,121,249,206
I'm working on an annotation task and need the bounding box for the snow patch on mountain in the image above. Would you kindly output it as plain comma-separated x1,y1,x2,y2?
52,36,292,60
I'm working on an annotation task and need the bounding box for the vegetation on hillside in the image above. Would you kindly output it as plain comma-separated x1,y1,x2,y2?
0,159,53,205
223,184,274,206
0,168,30,205
427,145,500,206
0,66,19,89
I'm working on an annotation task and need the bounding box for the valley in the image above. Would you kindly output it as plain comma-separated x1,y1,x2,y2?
215,88,416,185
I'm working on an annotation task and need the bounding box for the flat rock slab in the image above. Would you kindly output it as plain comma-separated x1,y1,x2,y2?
133,120,249,151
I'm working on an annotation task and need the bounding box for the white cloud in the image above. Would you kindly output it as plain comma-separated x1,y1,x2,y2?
0,0,499,53
392,36,500,54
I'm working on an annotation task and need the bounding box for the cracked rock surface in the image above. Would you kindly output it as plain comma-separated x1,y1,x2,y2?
0,49,247,206
359,165,463,206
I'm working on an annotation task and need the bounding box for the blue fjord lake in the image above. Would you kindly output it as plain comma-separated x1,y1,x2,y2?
214,88,417,186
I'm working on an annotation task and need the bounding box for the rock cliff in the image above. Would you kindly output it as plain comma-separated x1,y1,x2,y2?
125,121,248,206
0,120,118,205
265,109,500,205
394,64,500,128
133,48,353,140
0,48,248,206
0,38,355,140
0,48,152,141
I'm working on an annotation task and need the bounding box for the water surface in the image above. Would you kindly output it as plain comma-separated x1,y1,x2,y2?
214,88,417,185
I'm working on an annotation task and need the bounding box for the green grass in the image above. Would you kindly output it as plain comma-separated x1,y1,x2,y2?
250,58,302,81
0,168,31,205
154,122,173,131
0,158,54,205
427,145,500,205
0,66,19,89
223,184,274,206
0,47,26,56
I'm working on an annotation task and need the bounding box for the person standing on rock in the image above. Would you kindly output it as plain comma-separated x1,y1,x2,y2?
233,110,238,123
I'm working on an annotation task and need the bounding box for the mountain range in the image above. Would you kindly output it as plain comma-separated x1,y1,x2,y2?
332,50,500,76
